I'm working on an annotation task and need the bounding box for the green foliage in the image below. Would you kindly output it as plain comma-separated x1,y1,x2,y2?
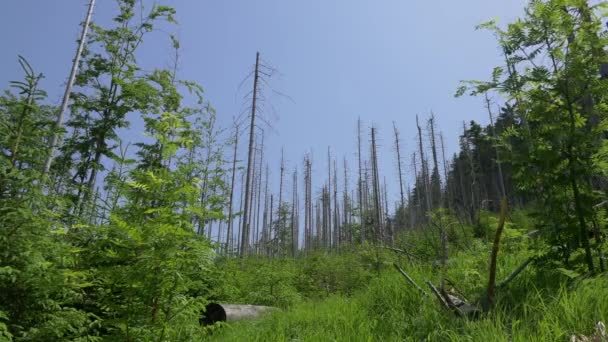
461,0,608,273
212,229,608,341
0,2,224,340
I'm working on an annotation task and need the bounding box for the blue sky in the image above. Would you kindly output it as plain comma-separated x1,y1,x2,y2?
0,0,525,213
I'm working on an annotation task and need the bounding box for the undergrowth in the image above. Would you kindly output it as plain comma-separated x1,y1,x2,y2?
208,211,608,341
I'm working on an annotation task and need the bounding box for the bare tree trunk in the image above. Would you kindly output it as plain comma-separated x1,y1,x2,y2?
343,157,350,244
357,118,365,245
291,168,299,258
226,125,239,255
261,164,269,255
333,159,340,252
245,142,257,244
393,121,405,219
327,147,332,248
44,0,96,174
254,132,265,255
440,132,451,210
412,153,420,227
237,171,245,254
239,52,260,257
371,127,383,243
277,148,285,254
429,115,447,280
416,115,432,216
304,156,312,252
429,114,441,209
383,177,393,246
268,194,273,257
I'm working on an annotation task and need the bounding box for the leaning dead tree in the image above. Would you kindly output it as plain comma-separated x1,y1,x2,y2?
44,0,96,174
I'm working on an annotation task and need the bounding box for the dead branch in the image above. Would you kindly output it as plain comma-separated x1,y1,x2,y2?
393,263,428,296
383,246,421,259
497,257,535,289
425,280,450,310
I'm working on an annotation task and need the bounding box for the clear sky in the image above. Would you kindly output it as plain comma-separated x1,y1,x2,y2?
0,0,526,211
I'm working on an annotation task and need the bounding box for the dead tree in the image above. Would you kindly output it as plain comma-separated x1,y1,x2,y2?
333,159,340,251
428,114,442,209
357,118,365,244
239,52,260,257
370,127,383,243
237,171,245,253
327,147,333,248
440,132,451,210
44,0,96,174
393,122,406,211
303,156,309,251
411,153,420,227
416,115,432,216
261,164,269,255
254,132,265,254
429,114,448,280
383,177,393,246
343,157,351,244
291,168,298,258
267,194,274,256
278,148,285,238
226,124,239,255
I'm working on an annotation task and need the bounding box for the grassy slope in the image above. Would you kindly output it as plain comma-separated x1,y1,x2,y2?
208,214,608,341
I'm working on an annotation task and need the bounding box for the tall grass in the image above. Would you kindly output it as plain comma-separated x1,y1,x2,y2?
209,212,607,341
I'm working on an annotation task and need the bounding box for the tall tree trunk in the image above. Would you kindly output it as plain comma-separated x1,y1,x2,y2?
370,127,383,243
393,121,405,213
357,118,365,245
440,133,451,210
327,147,332,248
333,159,339,252
416,115,432,216
240,52,260,257
254,132,265,254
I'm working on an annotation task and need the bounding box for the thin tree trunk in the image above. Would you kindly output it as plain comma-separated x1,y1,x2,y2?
327,147,332,248
334,159,339,252
226,125,239,255
371,127,383,243
440,133,451,210
357,118,365,245
44,0,96,174
416,115,432,216
254,132,265,254
393,121,405,212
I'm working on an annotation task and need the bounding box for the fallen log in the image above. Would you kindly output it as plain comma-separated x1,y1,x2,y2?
200,303,277,326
